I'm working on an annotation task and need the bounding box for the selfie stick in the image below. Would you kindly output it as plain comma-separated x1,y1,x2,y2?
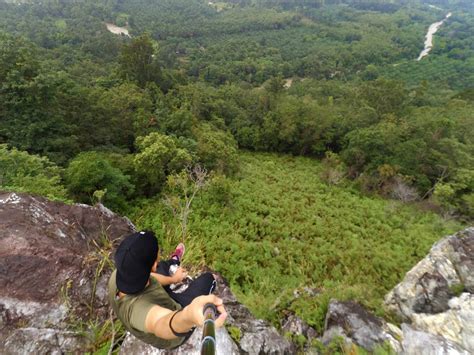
200,303,217,355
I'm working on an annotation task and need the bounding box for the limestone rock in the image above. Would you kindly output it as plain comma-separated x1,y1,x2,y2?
321,300,402,353
319,228,474,354
281,313,318,343
401,324,468,355
3,328,90,355
411,293,474,352
213,273,294,354
448,233,474,293
120,327,239,355
383,228,474,353
384,228,474,321
0,192,135,354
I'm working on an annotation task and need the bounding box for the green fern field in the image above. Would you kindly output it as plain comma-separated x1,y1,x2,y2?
131,152,462,331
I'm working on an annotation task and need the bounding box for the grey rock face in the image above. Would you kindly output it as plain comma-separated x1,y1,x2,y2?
384,228,474,353
401,324,468,355
3,328,90,355
448,232,474,293
411,293,474,352
321,300,402,353
0,192,135,354
412,271,454,314
281,313,318,343
214,273,294,355
120,327,239,355
384,228,474,321
321,296,474,354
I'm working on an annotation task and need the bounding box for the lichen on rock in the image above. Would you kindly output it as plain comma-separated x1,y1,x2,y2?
384,228,474,322
321,300,403,353
0,191,135,354
383,228,474,353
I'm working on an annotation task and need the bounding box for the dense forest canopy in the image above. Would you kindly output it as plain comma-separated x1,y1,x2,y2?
1,0,471,217
0,0,472,350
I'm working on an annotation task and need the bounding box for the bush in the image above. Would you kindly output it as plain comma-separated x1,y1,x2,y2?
433,169,474,220
65,151,134,210
193,123,239,175
0,144,68,201
134,132,192,196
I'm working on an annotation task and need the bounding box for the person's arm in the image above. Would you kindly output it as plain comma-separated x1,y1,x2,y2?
151,267,187,286
144,295,227,340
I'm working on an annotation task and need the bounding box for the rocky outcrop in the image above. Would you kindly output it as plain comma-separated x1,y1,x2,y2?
281,313,318,345
0,191,135,353
384,228,474,320
400,324,468,355
320,299,472,355
321,300,402,353
383,228,474,353
320,228,474,354
409,293,474,352
3,328,91,355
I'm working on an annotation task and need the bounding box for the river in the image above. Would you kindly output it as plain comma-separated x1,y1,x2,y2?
417,12,452,61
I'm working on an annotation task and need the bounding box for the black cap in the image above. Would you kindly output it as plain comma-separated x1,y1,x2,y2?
114,231,159,294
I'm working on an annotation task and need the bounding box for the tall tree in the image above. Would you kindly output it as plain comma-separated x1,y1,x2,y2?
118,33,162,88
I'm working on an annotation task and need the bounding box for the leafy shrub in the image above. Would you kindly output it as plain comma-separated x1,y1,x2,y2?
65,151,134,210
433,168,474,220
134,132,192,196
0,144,68,200
193,123,239,175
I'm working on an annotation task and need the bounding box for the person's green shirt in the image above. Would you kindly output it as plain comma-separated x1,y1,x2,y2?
108,270,186,349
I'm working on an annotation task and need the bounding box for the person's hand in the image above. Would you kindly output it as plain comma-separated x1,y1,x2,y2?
172,267,187,283
184,295,227,328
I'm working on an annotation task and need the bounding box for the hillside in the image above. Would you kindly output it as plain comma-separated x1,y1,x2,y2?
0,0,472,352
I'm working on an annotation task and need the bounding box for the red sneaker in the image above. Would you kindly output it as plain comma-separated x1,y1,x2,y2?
171,243,185,261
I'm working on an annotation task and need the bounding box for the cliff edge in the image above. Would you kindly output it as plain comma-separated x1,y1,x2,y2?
1,191,472,354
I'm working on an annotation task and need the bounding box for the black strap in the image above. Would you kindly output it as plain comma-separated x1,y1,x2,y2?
169,309,194,337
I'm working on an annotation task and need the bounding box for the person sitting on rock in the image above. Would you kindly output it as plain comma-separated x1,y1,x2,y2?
108,230,227,349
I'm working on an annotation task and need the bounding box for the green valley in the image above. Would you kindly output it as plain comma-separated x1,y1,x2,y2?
132,152,463,331
0,0,472,351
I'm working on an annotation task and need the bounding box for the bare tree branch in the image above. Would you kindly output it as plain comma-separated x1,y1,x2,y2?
163,165,209,242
